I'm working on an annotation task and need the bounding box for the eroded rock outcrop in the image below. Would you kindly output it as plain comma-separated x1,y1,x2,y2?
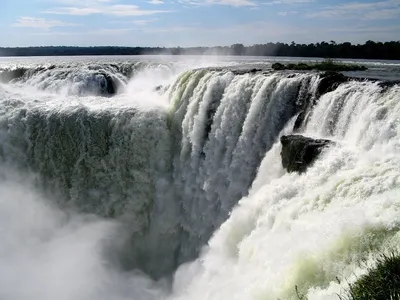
317,71,349,97
280,135,333,173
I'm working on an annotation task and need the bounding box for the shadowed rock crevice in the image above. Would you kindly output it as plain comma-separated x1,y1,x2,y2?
316,72,349,97
280,135,333,173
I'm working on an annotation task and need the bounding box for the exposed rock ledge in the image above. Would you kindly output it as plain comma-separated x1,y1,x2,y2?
280,135,333,173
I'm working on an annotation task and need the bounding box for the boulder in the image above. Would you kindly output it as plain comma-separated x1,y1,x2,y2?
232,68,262,75
317,72,349,97
98,72,118,96
0,68,27,83
378,80,400,91
280,135,333,173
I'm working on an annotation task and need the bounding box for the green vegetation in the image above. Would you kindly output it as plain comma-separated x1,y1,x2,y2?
291,252,400,300
0,40,400,59
345,253,400,300
272,59,367,72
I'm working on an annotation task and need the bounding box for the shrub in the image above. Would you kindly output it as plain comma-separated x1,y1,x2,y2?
346,252,400,300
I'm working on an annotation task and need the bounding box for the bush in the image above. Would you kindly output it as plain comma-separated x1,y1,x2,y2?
346,253,400,300
291,253,400,300
272,62,286,70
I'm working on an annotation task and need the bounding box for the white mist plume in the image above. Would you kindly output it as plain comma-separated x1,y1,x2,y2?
0,169,167,300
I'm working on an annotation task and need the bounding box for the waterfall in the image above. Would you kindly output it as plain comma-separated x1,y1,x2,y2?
0,59,399,299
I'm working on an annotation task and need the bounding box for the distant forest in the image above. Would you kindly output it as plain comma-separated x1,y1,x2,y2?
1,41,400,60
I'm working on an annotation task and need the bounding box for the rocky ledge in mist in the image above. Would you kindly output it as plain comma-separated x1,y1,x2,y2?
271,61,368,72
280,135,333,173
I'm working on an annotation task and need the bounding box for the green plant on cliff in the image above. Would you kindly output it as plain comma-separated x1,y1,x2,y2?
291,252,400,300
345,252,400,300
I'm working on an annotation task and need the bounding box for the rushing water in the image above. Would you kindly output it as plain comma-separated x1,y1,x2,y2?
0,55,399,300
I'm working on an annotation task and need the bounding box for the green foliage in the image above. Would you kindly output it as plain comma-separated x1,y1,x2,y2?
323,57,336,65
0,40,400,59
271,62,286,70
346,252,400,300
290,253,400,300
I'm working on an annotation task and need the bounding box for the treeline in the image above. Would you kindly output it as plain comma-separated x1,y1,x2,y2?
1,41,400,60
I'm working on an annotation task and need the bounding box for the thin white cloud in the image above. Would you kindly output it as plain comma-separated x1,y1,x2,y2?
182,0,315,7
12,17,77,29
364,7,400,20
308,0,400,20
278,11,298,15
148,0,164,4
265,0,314,4
43,4,170,16
133,19,158,25
328,25,400,33
110,18,159,25
179,0,257,7
91,28,134,34
45,7,101,15
54,0,114,4
145,25,191,33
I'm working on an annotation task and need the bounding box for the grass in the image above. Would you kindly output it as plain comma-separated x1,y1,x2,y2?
272,58,367,72
291,252,400,300
345,252,400,300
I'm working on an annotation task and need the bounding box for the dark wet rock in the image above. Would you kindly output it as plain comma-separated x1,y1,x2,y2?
272,61,367,72
293,111,309,132
232,68,262,75
0,66,57,83
280,135,333,173
378,80,400,90
317,72,349,97
293,77,314,131
287,73,298,78
193,67,266,75
0,68,27,83
154,84,171,94
99,72,117,96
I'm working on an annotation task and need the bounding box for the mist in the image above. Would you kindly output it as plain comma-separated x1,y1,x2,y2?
0,168,168,300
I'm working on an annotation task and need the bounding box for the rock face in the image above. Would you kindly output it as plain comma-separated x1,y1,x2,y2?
0,68,27,83
232,68,262,75
99,72,118,96
280,135,333,173
317,71,349,97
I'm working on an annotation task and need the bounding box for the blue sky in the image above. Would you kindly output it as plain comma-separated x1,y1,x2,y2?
1,0,399,47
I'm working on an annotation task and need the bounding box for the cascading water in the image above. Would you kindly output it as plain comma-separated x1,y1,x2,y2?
171,76,400,300
0,57,399,300
169,70,320,263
